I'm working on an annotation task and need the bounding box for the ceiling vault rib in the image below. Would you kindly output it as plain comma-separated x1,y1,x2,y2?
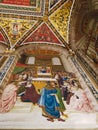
44,0,49,16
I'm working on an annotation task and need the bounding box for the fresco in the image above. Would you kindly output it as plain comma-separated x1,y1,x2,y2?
0,56,98,129
0,0,98,129
50,0,73,42
0,18,36,46
0,0,73,49
0,0,36,6
0,58,97,113
23,22,63,46
0,0,44,16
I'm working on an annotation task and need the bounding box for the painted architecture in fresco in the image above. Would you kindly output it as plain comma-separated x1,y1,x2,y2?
0,0,98,129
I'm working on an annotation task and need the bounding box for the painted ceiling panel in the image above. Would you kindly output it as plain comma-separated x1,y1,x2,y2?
0,17,36,47
23,22,63,46
49,0,73,42
1,0,31,6
0,0,74,49
0,0,44,16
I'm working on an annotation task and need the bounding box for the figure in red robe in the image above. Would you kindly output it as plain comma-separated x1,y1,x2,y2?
21,82,40,104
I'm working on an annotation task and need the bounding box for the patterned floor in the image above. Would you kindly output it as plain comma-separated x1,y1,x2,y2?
0,97,98,130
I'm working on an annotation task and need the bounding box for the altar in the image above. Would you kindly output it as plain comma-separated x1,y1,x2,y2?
32,78,57,92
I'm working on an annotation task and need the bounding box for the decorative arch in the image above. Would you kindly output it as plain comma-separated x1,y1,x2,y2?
14,43,69,57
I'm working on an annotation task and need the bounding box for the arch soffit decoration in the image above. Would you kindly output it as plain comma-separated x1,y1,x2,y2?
14,43,69,58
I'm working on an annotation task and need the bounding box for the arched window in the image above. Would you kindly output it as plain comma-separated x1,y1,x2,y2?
27,57,35,64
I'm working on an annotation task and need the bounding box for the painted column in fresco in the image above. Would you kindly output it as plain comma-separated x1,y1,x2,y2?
0,54,18,90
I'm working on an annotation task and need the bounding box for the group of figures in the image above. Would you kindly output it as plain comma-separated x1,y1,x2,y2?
0,69,97,122
0,74,66,122
53,71,96,112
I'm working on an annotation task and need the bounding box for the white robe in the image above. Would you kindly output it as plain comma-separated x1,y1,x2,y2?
0,83,17,113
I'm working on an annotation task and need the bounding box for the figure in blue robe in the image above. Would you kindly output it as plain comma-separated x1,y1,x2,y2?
38,82,65,122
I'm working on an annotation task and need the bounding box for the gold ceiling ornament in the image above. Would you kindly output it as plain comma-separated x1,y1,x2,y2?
42,16,48,22
49,0,73,42
4,48,15,54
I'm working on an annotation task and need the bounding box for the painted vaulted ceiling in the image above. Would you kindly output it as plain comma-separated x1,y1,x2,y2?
0,0,74,50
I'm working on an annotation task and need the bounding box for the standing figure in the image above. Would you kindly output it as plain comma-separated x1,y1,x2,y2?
38,81,65,122
0,81,18,113
54,72,63,87
61,81,74,104
62,85,69,101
